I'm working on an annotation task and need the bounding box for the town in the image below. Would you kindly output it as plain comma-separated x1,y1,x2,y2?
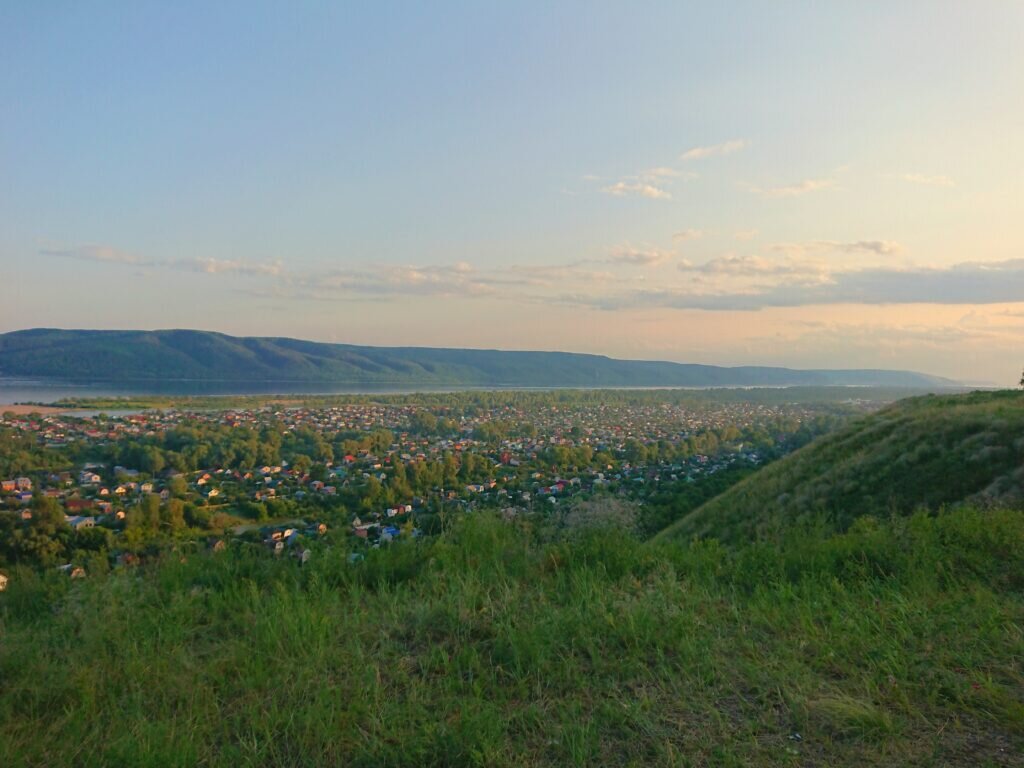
0,390,860,577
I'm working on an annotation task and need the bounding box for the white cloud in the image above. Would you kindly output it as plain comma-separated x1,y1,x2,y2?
607,245,674,267
678,253,828,282
175,258,285,277
672,229,704,242
641,166,680,179
770,240,902,257
680,139,748,161
40,244,286,277
40,244,145,265
601,181,672,200
744,178,836,197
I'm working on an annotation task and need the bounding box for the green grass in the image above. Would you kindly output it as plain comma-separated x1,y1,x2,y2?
659,390,1024,543
1,507,1022,766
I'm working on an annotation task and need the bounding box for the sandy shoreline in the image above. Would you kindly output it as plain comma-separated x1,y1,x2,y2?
0,404,85,415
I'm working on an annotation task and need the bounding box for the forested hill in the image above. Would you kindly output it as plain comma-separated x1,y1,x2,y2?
658,390,1024,543
0,328,956,388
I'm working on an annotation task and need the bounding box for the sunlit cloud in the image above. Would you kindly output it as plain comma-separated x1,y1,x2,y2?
743,178,836,197
174,258,285,277
769,240,902,257
40,245,287,277
678,253,826,280
680,139,748,160
601,181,672,199
607,245,674,267
581,258,1024,311
40,244,146,265
672,229,704,242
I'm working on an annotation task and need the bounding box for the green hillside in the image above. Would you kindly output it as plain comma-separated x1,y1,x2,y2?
659,390,1024,544
0,328,956,388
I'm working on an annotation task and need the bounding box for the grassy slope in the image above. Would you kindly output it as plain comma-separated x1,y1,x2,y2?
659,390,1024,544
0,328,953,387
1,509,1023,767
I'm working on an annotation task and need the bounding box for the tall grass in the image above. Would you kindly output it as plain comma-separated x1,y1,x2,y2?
1,507,1022,766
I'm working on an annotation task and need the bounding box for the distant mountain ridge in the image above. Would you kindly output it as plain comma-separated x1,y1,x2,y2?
0,328,958,388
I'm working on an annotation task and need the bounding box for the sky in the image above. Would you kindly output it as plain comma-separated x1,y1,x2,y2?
2,2,1023,385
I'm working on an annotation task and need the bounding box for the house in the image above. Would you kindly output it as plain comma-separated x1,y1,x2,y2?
0,480,15,492
15,477,32,491
79,471,102,485
0,573,7,591
65,515,96,531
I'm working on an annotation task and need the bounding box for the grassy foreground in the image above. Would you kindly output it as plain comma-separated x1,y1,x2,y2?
1,509,1022,767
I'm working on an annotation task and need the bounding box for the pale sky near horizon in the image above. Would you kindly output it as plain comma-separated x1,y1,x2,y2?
3,2,1023,384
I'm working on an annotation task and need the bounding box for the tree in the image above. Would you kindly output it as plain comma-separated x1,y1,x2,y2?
161,499,186,533
168,475,188,498
140,494,161,534
292,454,313,475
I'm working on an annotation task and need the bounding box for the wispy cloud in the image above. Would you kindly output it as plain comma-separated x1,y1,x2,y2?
41,244,145,265
607,245,674,267
680,139,748,161
896,172,955,188
174,258,285,276
770,240,902,257
49,241,1024,320
641,167,681,179
678,253,829,282
42,244,284,278
744,178,836,198
672,229,704,242
601,181,672,200
577,258,1024,311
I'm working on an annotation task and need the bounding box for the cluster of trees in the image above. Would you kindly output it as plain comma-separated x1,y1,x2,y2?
0,425,84,476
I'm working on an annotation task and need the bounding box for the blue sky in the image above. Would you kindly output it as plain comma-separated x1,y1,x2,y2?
3,2,1023,383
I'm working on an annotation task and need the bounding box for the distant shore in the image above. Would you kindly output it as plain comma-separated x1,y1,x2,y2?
0,403,87,415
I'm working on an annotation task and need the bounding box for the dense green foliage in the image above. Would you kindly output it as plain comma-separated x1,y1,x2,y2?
660,390,1024,543
0,328,953,387
1,508,1021,766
